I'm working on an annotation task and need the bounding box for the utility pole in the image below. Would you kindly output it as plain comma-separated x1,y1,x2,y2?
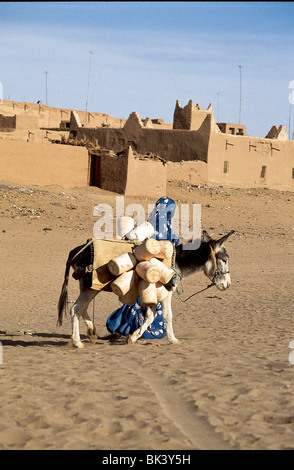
86,50,94,112
289,80,294,140
289,102,292,140
239,65,243,124
45,71,48,105
217,92,220,121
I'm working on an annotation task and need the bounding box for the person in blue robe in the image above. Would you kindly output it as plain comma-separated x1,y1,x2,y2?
106,197,179,339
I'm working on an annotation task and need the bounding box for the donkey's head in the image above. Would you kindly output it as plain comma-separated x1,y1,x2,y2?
202,230,234,290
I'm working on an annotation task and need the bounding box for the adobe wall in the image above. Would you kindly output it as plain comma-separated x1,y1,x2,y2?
217,122,246,136
15,115,38,130
136,127,209,162
0,100,71,128
73,126,210,163
141,117,172,130
207,132,294,192
69,109,125,129
0,140,88,187
1,98,293,193
0,99,125,130
93,151,128,194
72,109,211,163
166,160,207,185
90,146,166,197
74,127,126,151
124,148,166,197
120,104,212,162
0,128,70,144
173,99,220,132
0,132,166,196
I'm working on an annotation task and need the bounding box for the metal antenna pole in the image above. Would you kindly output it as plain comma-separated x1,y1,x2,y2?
45,71,48,105
289,81,294,140
217,92,220,121
86,50,93,112
239,65,243,124
289,102,292,140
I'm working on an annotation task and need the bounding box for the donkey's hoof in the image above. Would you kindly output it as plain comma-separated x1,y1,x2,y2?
170,338,181,345
88,334,98,344
73,340,84,349
127,335,136,344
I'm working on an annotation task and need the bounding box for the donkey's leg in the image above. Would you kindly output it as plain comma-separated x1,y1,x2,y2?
79,276,98,341
127,306,155,344
161,292,180,344
71,288,97,348
82,310,97,342
71,301,83,349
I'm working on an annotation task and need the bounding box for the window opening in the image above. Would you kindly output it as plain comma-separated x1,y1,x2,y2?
260,166,267,179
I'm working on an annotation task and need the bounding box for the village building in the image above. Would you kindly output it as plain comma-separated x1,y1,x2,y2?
0,98,293,195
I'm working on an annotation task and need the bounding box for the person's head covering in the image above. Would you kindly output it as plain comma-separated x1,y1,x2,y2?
148,197,179,245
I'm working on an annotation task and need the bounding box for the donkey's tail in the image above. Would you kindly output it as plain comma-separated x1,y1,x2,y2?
57,255,72,326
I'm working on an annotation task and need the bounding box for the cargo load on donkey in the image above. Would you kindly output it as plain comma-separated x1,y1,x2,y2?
57,197,234,348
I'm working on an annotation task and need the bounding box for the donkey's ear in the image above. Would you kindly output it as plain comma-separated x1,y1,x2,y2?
202,230,212,242
214,230,235,250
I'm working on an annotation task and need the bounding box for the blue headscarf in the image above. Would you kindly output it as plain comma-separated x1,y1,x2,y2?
106,197,179,339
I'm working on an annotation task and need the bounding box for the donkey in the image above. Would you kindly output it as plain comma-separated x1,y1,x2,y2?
57,230,234,348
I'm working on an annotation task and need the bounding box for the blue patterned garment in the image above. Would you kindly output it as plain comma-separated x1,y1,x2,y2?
106,197,179,339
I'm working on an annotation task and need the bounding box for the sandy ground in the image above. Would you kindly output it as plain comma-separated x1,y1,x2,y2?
1,179,294,450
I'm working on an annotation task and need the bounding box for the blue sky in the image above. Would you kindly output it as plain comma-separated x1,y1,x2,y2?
0,1,294,137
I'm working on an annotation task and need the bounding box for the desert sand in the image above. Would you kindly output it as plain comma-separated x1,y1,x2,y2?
1,179,294,450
